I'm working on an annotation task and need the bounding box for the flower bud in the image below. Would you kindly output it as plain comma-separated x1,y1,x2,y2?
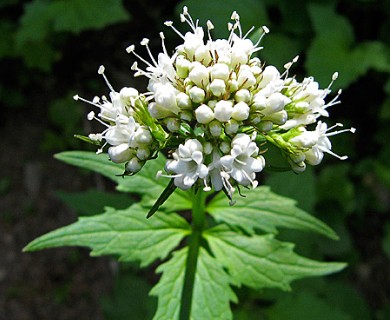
256,120,273,132
203,142,213,155
188,86,205,103
176,92,192,109
133,127,153,145
214,100,233,122
232,101,250,121
227,79,239,92
266,92,291,113
259,66,280,88
176,56,192,78
148,102,174,119
235,89,251,103
194,45,212,65
126,157,144,173
251,94,266,111
264,110,288,125
220,141,231,154
225,119,239,135
210,63,230,82
195,104,214,124
108,144,132,163
137,147,150,160
166,118,181,132
209,120,222,137
189,64,209,88
210,79,226,97
208,100,217,110
237,67,256,89
180,111,193,121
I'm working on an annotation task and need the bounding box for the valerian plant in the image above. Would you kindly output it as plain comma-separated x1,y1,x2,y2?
25,8,355,319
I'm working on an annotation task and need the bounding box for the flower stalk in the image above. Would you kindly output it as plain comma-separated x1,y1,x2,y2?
180,187,206,320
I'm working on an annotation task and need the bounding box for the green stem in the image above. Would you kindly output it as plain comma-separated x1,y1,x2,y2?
179,187,206,320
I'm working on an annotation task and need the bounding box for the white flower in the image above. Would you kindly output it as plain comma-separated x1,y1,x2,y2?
220,133,265,188
165,139,209,190
289,121,355,165
104,116,138,146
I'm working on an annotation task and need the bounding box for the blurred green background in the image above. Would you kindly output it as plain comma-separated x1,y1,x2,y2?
0,0,389,319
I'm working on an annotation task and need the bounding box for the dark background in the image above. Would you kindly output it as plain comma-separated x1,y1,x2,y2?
1,0,389,319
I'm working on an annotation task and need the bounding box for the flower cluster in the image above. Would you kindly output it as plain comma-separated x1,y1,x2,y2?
75,7,355,202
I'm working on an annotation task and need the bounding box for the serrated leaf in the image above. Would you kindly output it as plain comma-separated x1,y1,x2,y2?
54,151,192,212
24,203,190,267
150,247,237,320
49,0,130,33
206,186,338,239
205,226,346,291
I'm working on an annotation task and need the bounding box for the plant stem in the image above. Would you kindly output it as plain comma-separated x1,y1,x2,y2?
179,187,206,320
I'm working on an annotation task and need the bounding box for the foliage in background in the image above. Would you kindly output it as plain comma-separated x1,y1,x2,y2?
2,0,390,318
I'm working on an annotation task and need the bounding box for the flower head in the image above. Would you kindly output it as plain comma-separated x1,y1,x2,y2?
74,7,355,203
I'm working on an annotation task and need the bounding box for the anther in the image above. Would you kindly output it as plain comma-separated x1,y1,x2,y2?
87,111,95,120
126,45,135,53
98,65,105,74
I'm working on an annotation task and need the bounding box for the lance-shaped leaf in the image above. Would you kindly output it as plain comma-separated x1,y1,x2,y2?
150,247,237,320
55,151,192,212
24,204,190,267
204,226,346,291
206,186,338,239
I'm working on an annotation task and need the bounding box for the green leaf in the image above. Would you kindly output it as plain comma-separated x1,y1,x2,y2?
150,247,237,320
306,3,390,88
265,166,316,212
266,291,350,320
205,226,346,291
317,164,355,213
49,0,130,34
54,151,192,212
24,203,190,267
16,0,52,45
206,186,338,239
55,189,135,216
177,0,268,39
